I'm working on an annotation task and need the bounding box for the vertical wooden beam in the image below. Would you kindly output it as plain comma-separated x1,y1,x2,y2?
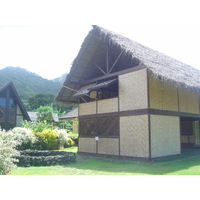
106,43,109,74
77,103,80,153
146,69,152,161
118,75,121,156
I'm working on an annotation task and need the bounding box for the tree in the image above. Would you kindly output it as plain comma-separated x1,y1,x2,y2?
28,93,55,110
35,106,54,122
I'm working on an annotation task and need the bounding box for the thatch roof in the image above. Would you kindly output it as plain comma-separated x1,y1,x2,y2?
27,112,59,122
59,108,78,120
55,25,200,105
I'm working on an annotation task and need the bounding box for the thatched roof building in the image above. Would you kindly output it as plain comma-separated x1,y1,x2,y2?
59,108,78,120
55,25,200,160
27,112,59,122
56,25,200,105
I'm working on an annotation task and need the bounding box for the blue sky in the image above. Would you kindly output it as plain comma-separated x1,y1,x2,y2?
0,0,200,79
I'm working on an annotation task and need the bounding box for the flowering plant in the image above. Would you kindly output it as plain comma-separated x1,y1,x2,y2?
54,129,68,148
34,129,58,150
9,127,36,150
0,129,21,175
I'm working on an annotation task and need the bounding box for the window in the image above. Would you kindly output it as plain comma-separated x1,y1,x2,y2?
79,117,119,137
194,121,200,144
0,98,6,108
75,79,118,103
9,99,16,114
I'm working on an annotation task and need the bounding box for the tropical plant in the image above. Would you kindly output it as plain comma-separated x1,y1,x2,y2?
9,127,36,150
0,129,21,175
34,129,57,150
54,128,68,149
66,138,75,147
21,120,52,133
35,106,54,122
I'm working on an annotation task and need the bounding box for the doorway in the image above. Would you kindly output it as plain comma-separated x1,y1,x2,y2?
194,121,200,145
180,118,200,148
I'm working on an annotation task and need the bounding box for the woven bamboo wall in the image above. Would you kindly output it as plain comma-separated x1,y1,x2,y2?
178,87,199,114
149,74,178,111
98,98,118,114
181,135,188,143
189,135,195,143
150,115,180,158
180,135,195,144
98,138,119,155
120,115,149,158
79,101,96,116
78,137,96,153
119,69,148,111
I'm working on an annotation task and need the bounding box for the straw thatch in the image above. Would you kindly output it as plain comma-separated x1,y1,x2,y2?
27,112,59,122
59,107,78,120
55,25,200,105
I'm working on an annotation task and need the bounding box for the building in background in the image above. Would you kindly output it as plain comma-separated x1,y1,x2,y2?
0,82,30,130
59,107,78,133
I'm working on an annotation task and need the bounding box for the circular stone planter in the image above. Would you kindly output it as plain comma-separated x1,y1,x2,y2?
15,150,76,167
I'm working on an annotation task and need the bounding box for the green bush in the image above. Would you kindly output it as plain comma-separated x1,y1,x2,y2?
0,129,21,175
34,129,57,150
66,138,75,147
21,120,52,133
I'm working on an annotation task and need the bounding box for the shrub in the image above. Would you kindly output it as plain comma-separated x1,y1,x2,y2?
66,138,75,147
9,127,36,150
0,129,21,175
54,129,68,149
21,120,52,133
34,129,57,150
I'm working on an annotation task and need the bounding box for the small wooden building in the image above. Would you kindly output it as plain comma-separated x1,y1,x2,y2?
55,26,200,160
0,82,30,130
59,108,78,133
27,112,59,123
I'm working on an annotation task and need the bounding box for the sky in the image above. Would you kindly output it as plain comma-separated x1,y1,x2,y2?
0,0,200,80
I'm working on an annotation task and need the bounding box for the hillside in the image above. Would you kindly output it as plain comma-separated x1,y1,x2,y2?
53,73,67,84
0,66,65,103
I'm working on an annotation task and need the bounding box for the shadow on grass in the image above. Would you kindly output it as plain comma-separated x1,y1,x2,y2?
66,150,200,175
12,148,200,175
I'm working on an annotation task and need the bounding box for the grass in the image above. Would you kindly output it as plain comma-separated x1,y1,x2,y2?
68,132,78,138
11,147,200,175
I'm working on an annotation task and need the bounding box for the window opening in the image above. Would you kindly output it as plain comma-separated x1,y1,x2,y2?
77,78,118,103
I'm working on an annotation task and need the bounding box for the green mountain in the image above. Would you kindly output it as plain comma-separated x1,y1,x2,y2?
53,73,67,84
0,66,65,104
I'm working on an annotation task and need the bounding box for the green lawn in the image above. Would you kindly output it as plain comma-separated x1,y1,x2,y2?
11,147,200,175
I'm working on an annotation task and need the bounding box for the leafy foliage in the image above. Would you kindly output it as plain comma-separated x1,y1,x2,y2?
9,127,36,150
35,106,54,121
54,129,68,148
34,129,58,150
21,120,52,133
66,138,75,147
28,94,55,110
0,129,21,175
